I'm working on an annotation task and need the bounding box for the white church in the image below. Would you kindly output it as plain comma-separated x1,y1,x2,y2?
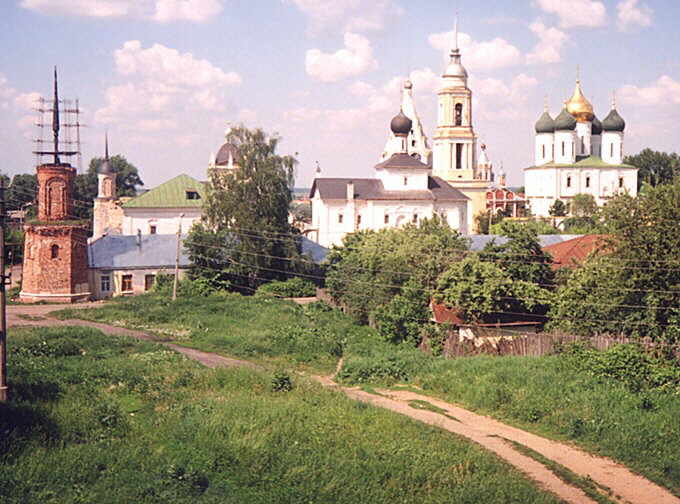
310,21,495,248
525,79,638,217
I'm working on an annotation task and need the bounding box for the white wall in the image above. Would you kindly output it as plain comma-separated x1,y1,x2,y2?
123,208,203,235
602,132,623,164
534,133,554,165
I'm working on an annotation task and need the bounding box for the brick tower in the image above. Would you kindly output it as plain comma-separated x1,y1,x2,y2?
20,69,90,303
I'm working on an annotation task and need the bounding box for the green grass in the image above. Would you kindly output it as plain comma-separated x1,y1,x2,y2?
0,326,561,503
54,293,680,495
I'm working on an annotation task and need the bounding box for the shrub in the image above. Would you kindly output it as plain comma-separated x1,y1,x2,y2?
271,370,294,392
257,277,316,298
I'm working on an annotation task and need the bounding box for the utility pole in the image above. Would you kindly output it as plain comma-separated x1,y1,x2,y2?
172,213,184,301
0,178,9,402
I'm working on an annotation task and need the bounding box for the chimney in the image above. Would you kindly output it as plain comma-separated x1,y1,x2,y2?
137,229,142,249
346,181,354,200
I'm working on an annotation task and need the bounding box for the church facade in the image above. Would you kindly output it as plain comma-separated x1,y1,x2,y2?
525,80,638,217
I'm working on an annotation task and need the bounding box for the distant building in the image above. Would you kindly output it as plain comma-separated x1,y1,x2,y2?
310,109,470,248
525,78,638,217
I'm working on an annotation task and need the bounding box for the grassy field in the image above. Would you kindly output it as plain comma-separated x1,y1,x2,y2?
0,326,561,503
53,293,680,495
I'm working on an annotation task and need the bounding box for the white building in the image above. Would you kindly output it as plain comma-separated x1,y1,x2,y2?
310,109,470,248
525,80,637,217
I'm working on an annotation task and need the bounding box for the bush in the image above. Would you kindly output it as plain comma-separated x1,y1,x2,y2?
271,370,294,392
257,277,316,298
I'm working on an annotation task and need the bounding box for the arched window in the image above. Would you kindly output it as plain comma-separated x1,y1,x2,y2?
456,144,463,169
454,103,463,126
51,244,59,259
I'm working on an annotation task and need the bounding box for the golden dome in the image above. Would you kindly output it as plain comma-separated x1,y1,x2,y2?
566,80,594,123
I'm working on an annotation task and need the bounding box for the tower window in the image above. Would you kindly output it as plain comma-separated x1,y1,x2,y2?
619,177,624,188
51,244,59,259
412,214,418,223
566,176,572,188
356,215,362,226
384,214,389,224
403,177,408,186
412,140,416,147
150,225,157,234
585,177,591,188
338,213,343,224
581,137,585,154
542,145,545,159
611,143,614,158
456,143,463,169
454,103,463,126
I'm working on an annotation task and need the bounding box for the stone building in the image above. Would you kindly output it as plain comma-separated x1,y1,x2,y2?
525,79,638,217
92,135,124,239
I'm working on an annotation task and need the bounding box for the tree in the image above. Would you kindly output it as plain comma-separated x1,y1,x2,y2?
550,179,680,342
290,201,312,229
570,193,598,218
185,126,304,293
489,218,558,236
624,149,680,189
7,174,37,213
549,199,567,217
474,209,504,234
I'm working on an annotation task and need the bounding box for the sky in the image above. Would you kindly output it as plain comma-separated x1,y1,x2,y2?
1,0,679,189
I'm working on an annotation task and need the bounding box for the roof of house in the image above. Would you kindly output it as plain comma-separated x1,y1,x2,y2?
541,234,608,270
122,174,206,209
467,234,582,251
89,233,329,270
89,233,191,270
525,155,637,171
374,152,429,171
309,176,469,202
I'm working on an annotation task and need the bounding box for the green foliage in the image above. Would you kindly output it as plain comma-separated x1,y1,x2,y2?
88,154,144,198
257,277,316,297
371,278,431,346
7,173,37,213
488,218,559,236
474,209,504,234
326,216,469,323
625,148,680,189
548,199,567,217
290,201,312,226
570,193,598,218
186,126,306,293
271,369,294,392
561,216,601,234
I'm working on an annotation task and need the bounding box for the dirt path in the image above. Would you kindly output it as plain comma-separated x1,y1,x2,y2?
8,304,679,504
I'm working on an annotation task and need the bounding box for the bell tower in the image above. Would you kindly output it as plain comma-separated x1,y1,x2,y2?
20,68,90,303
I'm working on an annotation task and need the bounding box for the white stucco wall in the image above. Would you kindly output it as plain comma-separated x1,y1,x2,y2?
122,208,203,235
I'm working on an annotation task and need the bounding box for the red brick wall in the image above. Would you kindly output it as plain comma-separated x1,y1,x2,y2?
36,163,76,221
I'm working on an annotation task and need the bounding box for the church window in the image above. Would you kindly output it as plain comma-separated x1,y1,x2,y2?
454,104,463,126
542,145,545,159
456,144,463,169
561,142,565,157
619,177,624,188
150,225,157,234
585,177,591,188
610,143,614,158
566,176,572,188
121,274,133,292
403,177,408,186
338,213,343,224
51,244,59,259
581,137,585,154
384,214,389,224
100,275,111,292
412,139,416,147
412,214,418,223
356,215,362,226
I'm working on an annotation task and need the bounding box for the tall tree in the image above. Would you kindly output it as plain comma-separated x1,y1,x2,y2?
88,154,144,198
186,126,302,293
624,149,680,189
7,174,37,213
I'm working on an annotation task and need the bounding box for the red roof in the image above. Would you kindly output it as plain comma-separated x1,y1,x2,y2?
430,301,466,325
542,234,608,270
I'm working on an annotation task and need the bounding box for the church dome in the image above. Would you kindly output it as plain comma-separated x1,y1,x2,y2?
97,159,114,174
602,108,626,132
591,115,603,135
443,56,468,80
390,109,412,136
554,107,577,131
215,142,239,166
566,80,594,122
535,111,555,134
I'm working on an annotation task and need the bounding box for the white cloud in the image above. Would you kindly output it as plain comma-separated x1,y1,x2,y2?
305,32,378,83
619,75,680,106
96,41,241,129
0,74,16,108
526,21,568,64
534,0,607,28
20,0,223,22
428,31,522,72
14,92,42,111
616,0,653,31
473,73,538,120
289,0,403,33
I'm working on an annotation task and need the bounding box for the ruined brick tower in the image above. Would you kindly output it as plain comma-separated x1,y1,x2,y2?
20,69,90,303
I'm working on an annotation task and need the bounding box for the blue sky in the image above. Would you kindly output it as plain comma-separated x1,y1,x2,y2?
1,0,678,188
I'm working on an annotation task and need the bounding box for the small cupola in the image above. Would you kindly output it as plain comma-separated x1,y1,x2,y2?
554,106,577,131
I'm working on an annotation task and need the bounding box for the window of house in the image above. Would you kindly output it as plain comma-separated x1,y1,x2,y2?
566,176,572,188
186,190,200,200
121,274,133,292
338,213,343,224
100,275,111,292
145,274,156,291
403,177,408,186
51,244,59,259
384,214,389,224
150,225,157,234
619,177,624,188
455,143,463,169
454,103,463,126
585,176,591,188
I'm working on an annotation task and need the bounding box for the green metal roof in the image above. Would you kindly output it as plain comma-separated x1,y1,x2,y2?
526,155,636,170
122,174,207,208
